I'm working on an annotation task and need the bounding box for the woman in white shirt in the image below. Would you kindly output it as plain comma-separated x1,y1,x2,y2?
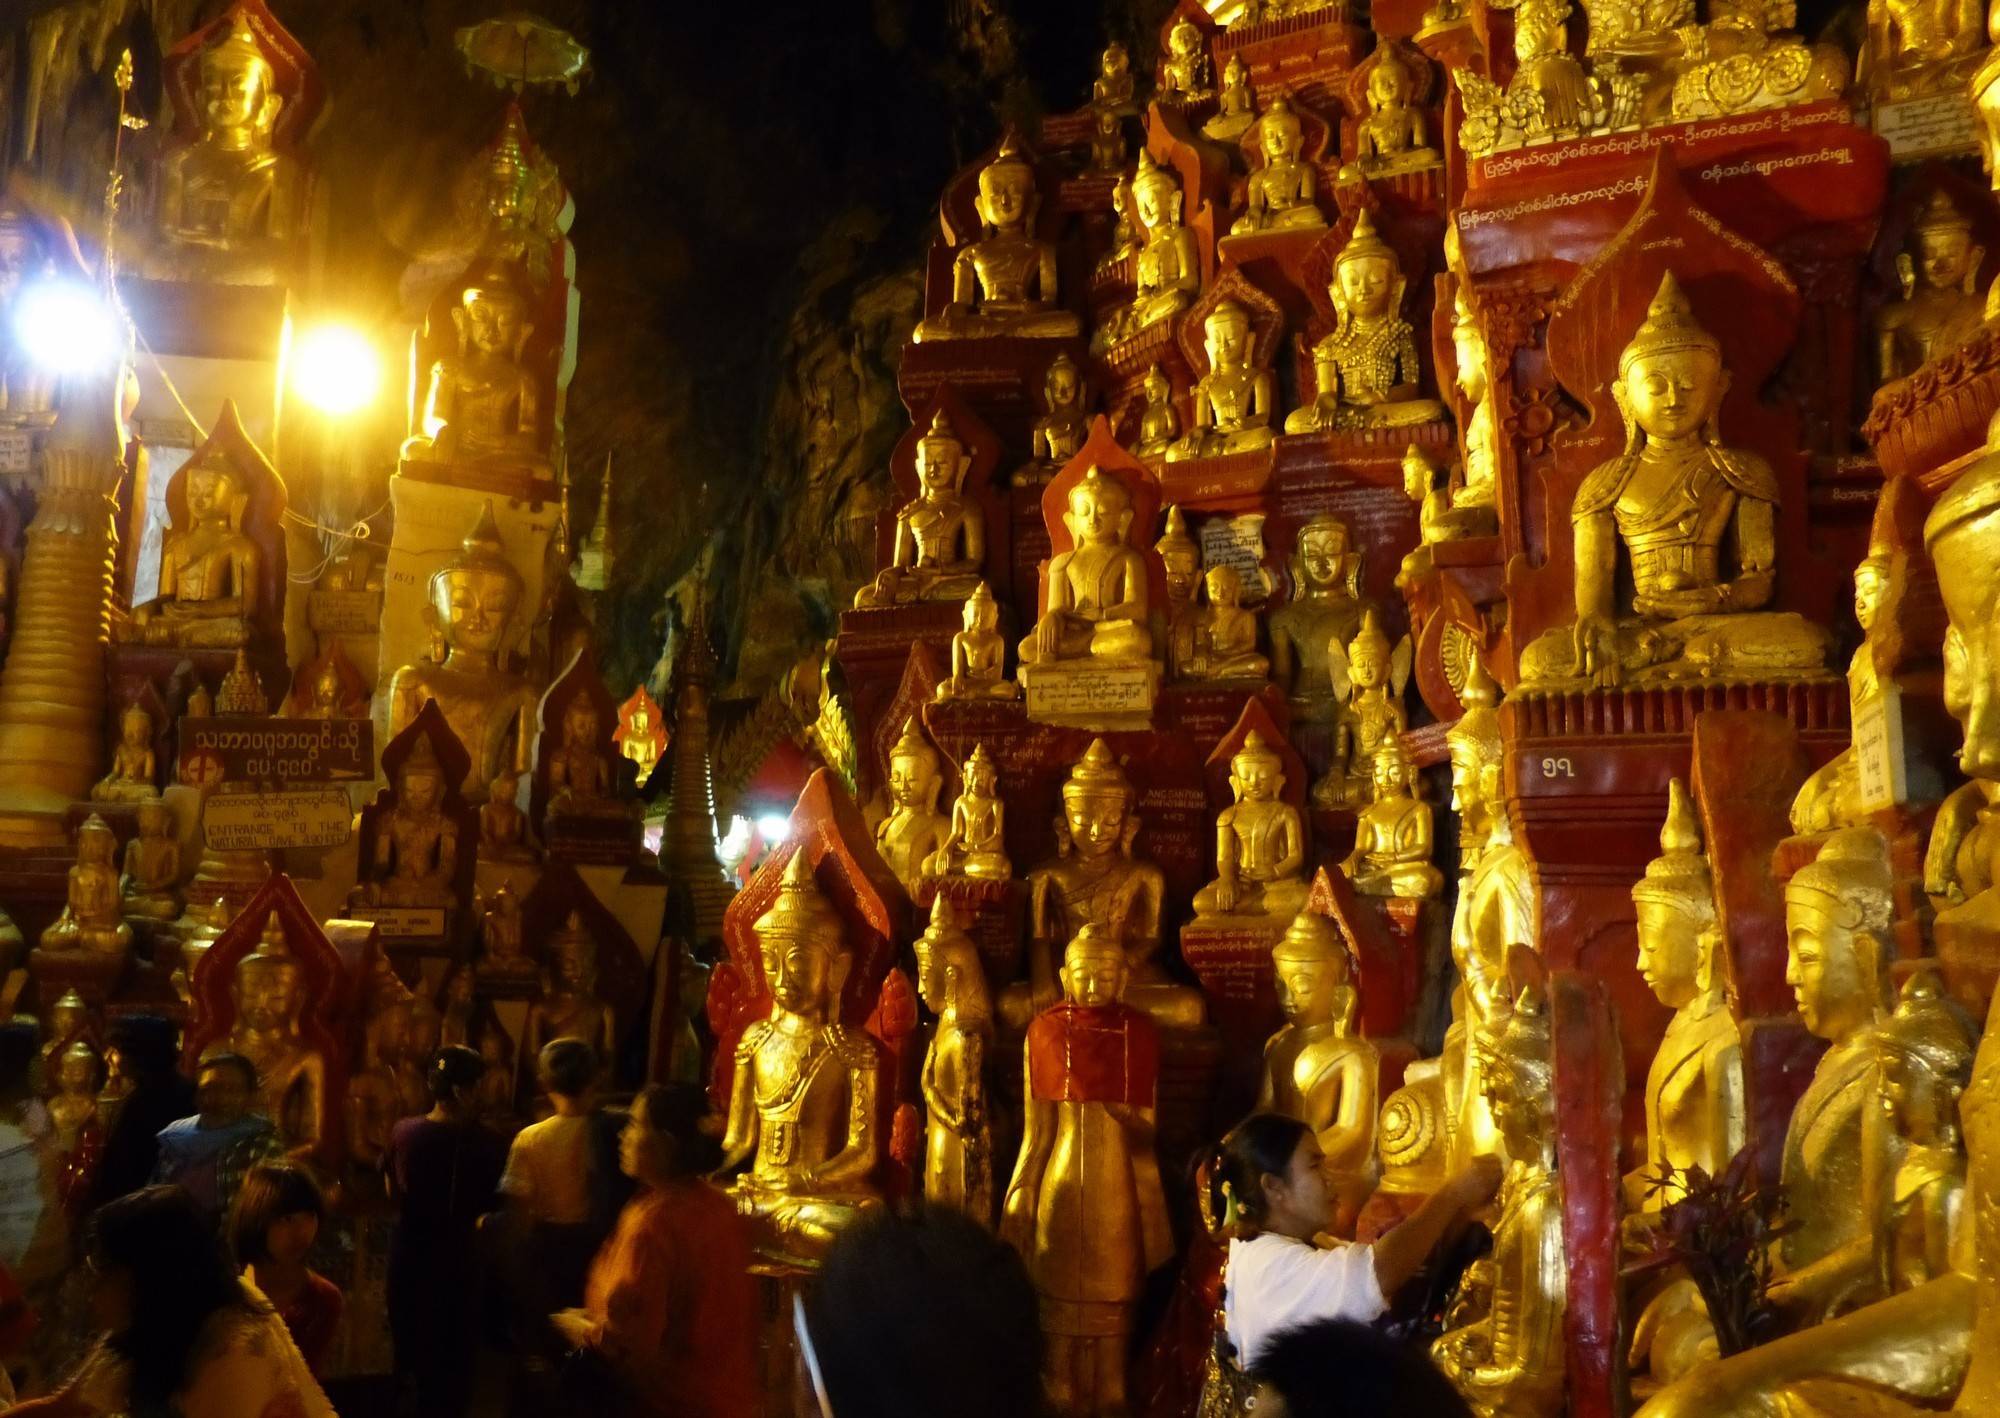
1212,1114,1501,1372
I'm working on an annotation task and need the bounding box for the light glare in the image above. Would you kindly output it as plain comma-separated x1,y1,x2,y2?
755,814,792,844
14,280,120,377
292,323,381,415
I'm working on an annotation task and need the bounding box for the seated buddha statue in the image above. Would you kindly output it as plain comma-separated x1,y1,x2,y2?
1312,610,1412,810
546,696,634,823
1339,45,1442,183
1091,151,1200,353
1167,300,1278,461
91,703,158,803
40,815,132,956
479,764,534,860
1017,467,1153,668
122,441,263,650
217,915,329,1158
936,582,1017,701
1093,41,1139,115
152,15,307,285
1229,98,1327,238
923,742,1011,881
1343,739,1444,898
1875,190,1985,387
1018,353,1089,487
1160,18,1214,101
1177,565,1270,681
854,410,987,606
721,851,883,1264
1193,731,1310,920
1269,513,1375,717
874,716,953,895
388,502,539,802
1009,739,1205,1032
361,734,459,910
1132,363,1181,459
1874,971,1977,1296
913,139,1079,343
1285,212,1445,433
1862,0,1989,99
1204,54,1258,142
1516,273,1829,691
1260,910,1381,1184
473,882,539,991
526,913,616,1064
120,797,184,922
1791,545,1891,835
404,263,549,475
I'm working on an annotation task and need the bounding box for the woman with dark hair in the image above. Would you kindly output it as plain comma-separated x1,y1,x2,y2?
228,1162,343,1377
9,1184,332,1417
549,1083,755,1418
1211,1114,1500,1372
385,1045,506,1418
84,1015,194,1213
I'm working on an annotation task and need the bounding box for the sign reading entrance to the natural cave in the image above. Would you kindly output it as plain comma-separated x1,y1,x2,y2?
178,718,373,785
201,787,353,851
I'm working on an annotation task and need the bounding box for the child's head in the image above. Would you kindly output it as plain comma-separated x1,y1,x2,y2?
538,1036,597,1100
229,1161,326,1269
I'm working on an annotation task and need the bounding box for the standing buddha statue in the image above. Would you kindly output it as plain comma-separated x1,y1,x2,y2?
913,139,1080,343
1269,512,1375,715
1229,98,1327,238
1343,739,1444,898
1259,909,1381,1184
1516,273,1829,690
1192,731,1310,920
525,912,615,1063
875,718,953,895
1285,211,1444,433
1311,609,1412,809
1156,505,1202,680
1017,468,1153,669
1444,283,1502,531
936,582,1017,701
854,410,986,606
219,915,328,1160
403,263,550,476
1339,45,1442,182
720,852,882,1264
1003,925,1174,1418
1166,300,1278,461
1875,190,1986,386
1091,151,1200,353
924,742,1011,880
40,815,132,956
914,896,994,1226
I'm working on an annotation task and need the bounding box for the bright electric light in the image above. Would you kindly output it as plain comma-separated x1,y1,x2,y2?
756,813,792,844
717,814,753,864
13,280,121,377
291,323,381,416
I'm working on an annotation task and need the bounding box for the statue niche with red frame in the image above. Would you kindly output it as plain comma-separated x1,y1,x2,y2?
354,700,478,945
530,647,642,865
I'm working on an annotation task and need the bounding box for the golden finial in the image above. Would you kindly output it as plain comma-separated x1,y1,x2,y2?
1350,606,1392,660
1632,778,1715,912
890,715,938,766
1155,504,1197,562
1272,907,1350,966
1619,272,1722,374
755,849,842,943
1911,188,1974,238
1880,967,1978,1093
1062,738,1131,796
1336,209,1395,269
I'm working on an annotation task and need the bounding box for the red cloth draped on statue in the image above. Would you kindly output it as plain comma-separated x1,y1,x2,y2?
1026,1002,1159,1105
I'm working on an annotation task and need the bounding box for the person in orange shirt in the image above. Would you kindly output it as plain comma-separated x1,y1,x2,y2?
552,1083,757,1418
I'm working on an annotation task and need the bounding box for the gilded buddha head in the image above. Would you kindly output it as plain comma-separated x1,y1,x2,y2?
1477,980,1556,1156
1101,42,1131,84
1450,284,1490,405
1168,18,1202,64
1044,353,1081,414
1632,779,1720,1011
1368,44,1415,110
1334,211,1400,324
234,917,302,1034
1293,512,1358,596
1229,731,1284,804
183,448,247,527
1131,150,1183,234
1204,564,1244,613
429,502,524,661
1446,653,1503,843
964,741,1000,799
48,988,88,1047
119,701,151,752
1924,418,2000,778
1060,738,1136,861
1203,299,1253,371
1878,968,1978,1148
1065,465,1133,548
1258,97,1304,164
1272,909,1356,1030
137,796,171,841
1852,551,1891,637
1061,923,1128,1007
1347,609,1393,690
197,15,281,144
975,140,1035,235
755,851,849,1018
886,716,943,814
1616,273,1725,446
76,813,116,869
1143,361,1172,405
55,1038,101,1097
562,695,601,750
1370,736,1413,802
1156,505,1200,607
962,580,999,635
457,263,533,361
1784,826,1893,1041
914,895,987,1019
1902,190,1981,297
1222,53,1248,93
914,409,969,499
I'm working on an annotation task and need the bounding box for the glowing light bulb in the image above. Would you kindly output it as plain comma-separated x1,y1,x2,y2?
13,280,121,377
291,323,381,416
756,814,792,844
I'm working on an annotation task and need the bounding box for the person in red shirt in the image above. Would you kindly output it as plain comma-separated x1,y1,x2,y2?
228,1161,344,1377
552,1083,757,1418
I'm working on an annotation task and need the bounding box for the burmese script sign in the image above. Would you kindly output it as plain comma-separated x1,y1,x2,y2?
1853,687,1908,814
202,789,353,852
1023,663,1158,723
178,718,372,786
352,905,449,939
1873,92,1979,161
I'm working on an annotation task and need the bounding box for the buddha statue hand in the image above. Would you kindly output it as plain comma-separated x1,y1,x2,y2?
1634,565,1773,621
1574,613,1624,687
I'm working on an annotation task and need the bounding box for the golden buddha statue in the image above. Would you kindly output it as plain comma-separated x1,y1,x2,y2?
1020,354,1090,486
1096,177,1140,280
1093,41,1139,115
1204,54,1258,142
1156,505,1202,680
153,14,307,284
120,797,184,922
293,659,351,720
1269,513,1375,713
1340,45,1443,183
474,882,538,990
937,582,1018,701
1626,779,1745,1209
1454,0,1629,156
1344,738,1444,898
1433,984,1568,1417
1167,300,1278,461
914,896,995,1225
1260,909,1381,1183
38,989,90,1084
1091,151,1200,353
388,502,538,801
1013,739,1204,1032
1311,609,1413,809
721,851,883,1264
1229,98,1327,238
173,899,227,1007
1861,0,1988,99
526,911,616,1062
404,263,550,475
1875,190,1986,386
1176,565,1270,681
48,1038,103,1158
347,994,409,1169
1193,731,1310,919
1444,284,1502,529
546,695,634,824
1132,363,1181,459
1017,467,1154,668
1003,925,1173,1418
221,915,328,1158
1666,0,1850,121
923,742,1011,880
41,815,132,956
92,703,158,802
480,763,534,860
122,442,263,650
1790,546,1891,834
1877,970,1978,1295
1090,107,1127,176
914,139,1080,343
1286,212,1445,433
361,734,459,910
855,409,987,605
875,717,953,895
1517,273,1829,691
1160,18,1214,100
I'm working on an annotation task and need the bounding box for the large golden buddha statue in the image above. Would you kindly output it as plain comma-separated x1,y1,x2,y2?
720,851,883,1265
1285,212,1445,433
1193,731,1310,920
1166,300,1278,461
914,139,1079,343
855,410,985,606
404,263,549,476
1017,467,1153,668
153,14,307,284
1229,98,1326,238
1259,909,1381,1184
1092,151,1200,353
218,914,328,1159
1517,273,1829,691
122,429,264,650
388,503,538,801
1875,190,1986,387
